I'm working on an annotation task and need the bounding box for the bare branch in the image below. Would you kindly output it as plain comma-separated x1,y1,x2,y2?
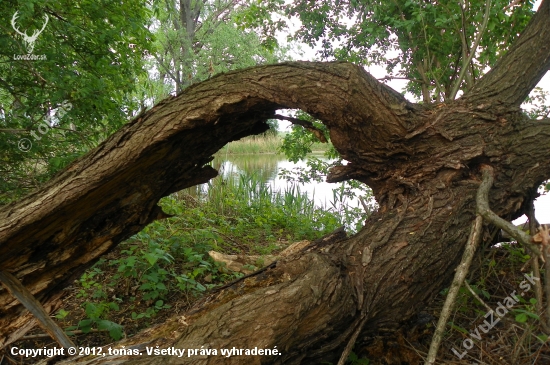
0,271,75,349
337,312,367,365
424,166,491,365
477,191,542,258
0,129,28,133
528,201,544,318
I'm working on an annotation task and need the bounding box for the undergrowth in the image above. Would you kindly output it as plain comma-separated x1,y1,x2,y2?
53,172,346,344
434,242,550,364
355,240,550,364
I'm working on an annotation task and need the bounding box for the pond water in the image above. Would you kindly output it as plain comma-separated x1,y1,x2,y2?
201,153,366,211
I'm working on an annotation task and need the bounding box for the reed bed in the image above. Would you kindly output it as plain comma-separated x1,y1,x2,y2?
218,134,329,155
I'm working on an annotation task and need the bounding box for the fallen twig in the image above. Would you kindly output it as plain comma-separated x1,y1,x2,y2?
0,271,75,348
337,311,368,365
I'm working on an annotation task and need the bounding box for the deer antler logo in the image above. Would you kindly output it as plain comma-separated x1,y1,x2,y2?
11,11,49,54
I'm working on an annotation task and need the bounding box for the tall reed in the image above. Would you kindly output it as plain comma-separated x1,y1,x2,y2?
218,135,282,154
218,135,330,155
183,171,342,240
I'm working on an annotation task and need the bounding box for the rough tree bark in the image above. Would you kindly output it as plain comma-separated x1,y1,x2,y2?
1,1,550,363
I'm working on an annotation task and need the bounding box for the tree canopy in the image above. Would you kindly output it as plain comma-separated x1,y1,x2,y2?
0,0,153,201
242,0,538,103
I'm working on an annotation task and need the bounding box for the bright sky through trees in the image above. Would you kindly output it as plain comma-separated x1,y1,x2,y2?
274,0,550,224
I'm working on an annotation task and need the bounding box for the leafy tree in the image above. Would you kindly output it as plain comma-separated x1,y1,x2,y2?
0,0,153,202
248,0,546,194
150,0,287,97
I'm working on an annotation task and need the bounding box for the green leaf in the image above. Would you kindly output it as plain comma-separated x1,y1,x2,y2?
537,334,548,343
97,319,124,340
55,309,69,319
515,313,528,323
144,252,159,266
78,319,94,332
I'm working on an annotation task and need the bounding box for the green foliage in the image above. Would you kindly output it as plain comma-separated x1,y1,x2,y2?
0,0,289,204
245,0,535,103
279,112,375,232
131,300,171,320
440,241,550,361
66,302,124,341
279,161,374,232
277,111,374,230
150,0,287,95
233,0,286,51
55,309,69,320
219,134,284,155
501,243,531,264
348,351,371,365
264,119,280,136
524,87,550,119
440,283,488,316
536,333,549,343
71,171,347,336
0,0,153,203
77,265,107,299
188,172,344,238
514,303,540,324
280,111,335,162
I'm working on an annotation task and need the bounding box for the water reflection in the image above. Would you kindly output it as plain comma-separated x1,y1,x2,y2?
213,153,281,184
196,154,362,211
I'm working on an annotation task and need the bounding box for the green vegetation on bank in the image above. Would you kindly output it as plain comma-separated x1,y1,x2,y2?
218,134,330,155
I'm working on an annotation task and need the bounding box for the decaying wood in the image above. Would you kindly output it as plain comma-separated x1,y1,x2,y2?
1,1,550,363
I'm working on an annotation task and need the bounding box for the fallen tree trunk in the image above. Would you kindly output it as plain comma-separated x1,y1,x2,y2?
2,1,550,363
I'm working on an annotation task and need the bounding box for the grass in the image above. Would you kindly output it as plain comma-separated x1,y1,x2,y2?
218,134,330,155
177,172,344,250
64,193,550,364
430,243,550,364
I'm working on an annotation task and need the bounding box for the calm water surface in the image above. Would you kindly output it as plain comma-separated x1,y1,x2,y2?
202,153,365,210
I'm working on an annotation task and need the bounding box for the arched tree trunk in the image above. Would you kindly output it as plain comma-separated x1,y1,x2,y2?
1,1,550,363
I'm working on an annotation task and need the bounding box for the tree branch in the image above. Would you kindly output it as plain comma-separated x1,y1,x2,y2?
0,271,75,349
465,0,550,105
0,63,420,346
449,0,491,100
424,166,490,365
0,129,28,133
272,114,327,143
476,168,542,257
